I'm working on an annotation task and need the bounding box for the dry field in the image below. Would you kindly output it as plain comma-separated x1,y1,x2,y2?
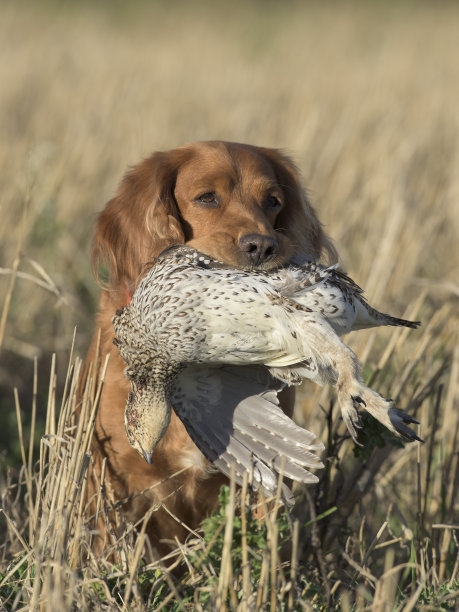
0,1,458,609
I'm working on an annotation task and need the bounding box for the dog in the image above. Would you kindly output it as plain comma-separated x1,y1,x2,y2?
83,141,335,558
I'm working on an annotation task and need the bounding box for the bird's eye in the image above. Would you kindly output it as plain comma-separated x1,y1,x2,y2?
264,195,282,210
194,192,219,208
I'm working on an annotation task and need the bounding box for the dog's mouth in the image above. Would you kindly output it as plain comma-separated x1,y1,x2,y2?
184,238,292,272
205,251,290,273
237,253,290,272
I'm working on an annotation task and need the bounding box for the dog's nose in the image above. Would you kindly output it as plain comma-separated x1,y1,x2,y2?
238,233,279,265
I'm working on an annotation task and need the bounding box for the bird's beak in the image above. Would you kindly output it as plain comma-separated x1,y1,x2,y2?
142,448,154,465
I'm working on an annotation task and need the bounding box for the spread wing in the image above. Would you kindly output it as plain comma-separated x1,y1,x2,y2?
171,365,324,503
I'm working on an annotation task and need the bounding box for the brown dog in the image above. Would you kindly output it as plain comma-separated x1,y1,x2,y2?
84,141,335,558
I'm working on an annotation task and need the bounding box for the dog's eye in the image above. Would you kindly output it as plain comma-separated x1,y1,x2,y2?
194,192,219,208
264,195,282,210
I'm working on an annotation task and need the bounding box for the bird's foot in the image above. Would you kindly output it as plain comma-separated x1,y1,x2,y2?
338,378,422,444
353,386,422,443
388,408,423,442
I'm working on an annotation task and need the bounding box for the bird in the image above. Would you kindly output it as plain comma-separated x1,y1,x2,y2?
113,245,421,495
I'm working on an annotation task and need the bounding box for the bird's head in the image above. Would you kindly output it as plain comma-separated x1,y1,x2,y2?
124,379,172,464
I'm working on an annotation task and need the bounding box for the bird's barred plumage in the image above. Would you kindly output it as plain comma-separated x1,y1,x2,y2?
113,245,421,499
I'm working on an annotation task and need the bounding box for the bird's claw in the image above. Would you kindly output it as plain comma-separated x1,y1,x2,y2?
351,396,365,429
388,408,423,442
339,394,366,444
352,395,366,408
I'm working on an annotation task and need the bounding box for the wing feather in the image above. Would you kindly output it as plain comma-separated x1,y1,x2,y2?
171,365,323,501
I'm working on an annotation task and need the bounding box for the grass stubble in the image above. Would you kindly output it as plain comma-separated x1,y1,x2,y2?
0,306,457,610
0,1,458,609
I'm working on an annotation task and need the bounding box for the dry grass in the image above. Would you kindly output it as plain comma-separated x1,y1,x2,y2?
0,0,458,609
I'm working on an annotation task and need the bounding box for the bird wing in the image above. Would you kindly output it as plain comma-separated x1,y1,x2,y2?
170,365,324,503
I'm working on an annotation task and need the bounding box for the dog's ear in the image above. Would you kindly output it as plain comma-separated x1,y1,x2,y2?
259,148,337,263
92,149,191,290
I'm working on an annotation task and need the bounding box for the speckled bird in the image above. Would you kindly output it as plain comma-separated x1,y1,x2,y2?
113,245,421,494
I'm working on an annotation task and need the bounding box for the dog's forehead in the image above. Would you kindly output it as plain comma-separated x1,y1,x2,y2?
175,143,278,192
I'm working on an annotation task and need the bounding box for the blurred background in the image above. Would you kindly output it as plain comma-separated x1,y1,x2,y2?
0,0,458,462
